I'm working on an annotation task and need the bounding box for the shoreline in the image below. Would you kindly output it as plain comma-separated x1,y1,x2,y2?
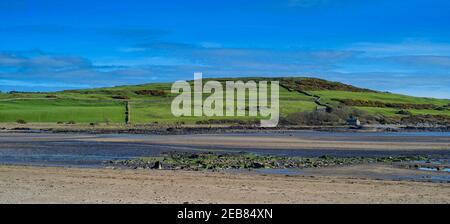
1,123,450,135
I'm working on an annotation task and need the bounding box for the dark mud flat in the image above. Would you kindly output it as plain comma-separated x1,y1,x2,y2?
0,137,178,168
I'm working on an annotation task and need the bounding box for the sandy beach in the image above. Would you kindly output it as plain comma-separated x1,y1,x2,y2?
0,165,449,204
0,131,448,204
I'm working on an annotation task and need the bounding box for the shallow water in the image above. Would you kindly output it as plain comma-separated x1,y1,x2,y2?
233,131,450,137
254,166,450,183
418,167,450,172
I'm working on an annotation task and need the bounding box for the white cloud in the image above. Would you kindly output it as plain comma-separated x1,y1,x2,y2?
348,41,450,57
0,79,89,88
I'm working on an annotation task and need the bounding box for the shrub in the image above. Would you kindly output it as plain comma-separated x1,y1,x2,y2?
284,111,340,125
401,115,450,125
135,89,167,97
436,104,450,111
16,119,27,124
396,110,412,116
67,120,76,125
280,78,374,92
283,105,372,126
333,98,437,110
327,105,367,119
196,119,258,125
112,95,130,100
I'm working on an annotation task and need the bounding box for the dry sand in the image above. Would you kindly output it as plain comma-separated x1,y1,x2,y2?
0,165,448,204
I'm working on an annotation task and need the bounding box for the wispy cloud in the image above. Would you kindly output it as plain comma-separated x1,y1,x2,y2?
0,79,89,88
105,28,169,41
2,36,450,98
0,45,361,91
0,25,70,35
0,52,92,72
0,53,25,67
125,40,360,75
385,55,450,69
309,71,450,99
348,41,450,57
0,50,183,90
0,25,169,43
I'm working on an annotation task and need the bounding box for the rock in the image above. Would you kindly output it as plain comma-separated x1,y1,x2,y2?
319,155,332,160
271,161,280,167
151,161,163,170
250,162,265,168
189,154,199,159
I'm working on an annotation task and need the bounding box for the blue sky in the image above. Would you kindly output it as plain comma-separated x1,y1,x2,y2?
0,0,449,98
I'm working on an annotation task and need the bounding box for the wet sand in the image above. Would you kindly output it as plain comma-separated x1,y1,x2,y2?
94,134,450,151
0,165,448,204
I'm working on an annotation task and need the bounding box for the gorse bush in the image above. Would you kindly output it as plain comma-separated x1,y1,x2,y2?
280,78,374,92
333,98,437,110
112,95,130,100
16,119,27,124
396,110,413,116
284,111,340,125
135,89,167,97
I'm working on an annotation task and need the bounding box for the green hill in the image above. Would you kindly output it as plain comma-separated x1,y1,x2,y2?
0,77,449,125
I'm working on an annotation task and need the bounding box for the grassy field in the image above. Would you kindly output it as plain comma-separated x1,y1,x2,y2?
0,99,125,123
309,90,450,117
310,90,449,106
0,77,449,124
